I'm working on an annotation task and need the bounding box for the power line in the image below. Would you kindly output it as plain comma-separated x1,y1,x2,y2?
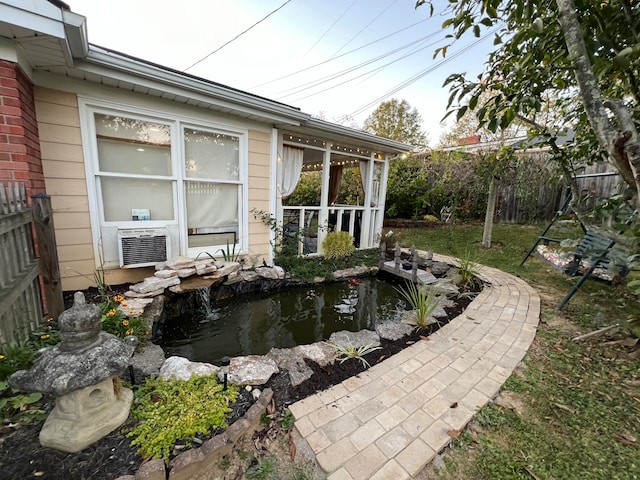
184,0,294,72
348,27,500,117
303,0,358,57
279,33,442,101
330,0,401,58
251,17,431,89
286,38,442,104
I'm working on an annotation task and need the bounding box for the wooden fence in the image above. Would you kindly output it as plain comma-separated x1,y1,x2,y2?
496,162,624,223
0,182,63,345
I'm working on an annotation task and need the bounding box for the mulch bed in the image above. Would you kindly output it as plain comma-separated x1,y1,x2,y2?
1,282,477,480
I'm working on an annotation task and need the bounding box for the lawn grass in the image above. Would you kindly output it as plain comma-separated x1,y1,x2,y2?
395,223,640,480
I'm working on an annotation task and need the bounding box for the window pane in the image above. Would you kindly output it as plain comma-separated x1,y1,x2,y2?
95,113,172,176
186,181,238,247
184,129,239,180
101,177,174,222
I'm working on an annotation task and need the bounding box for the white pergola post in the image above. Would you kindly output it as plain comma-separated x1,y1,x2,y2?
360,152,376,248
316,142,332,255
375,157,391,244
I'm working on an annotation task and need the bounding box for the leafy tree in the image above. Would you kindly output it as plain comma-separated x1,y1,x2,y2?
284,171,321,206
438,90,528,148
363,99,429,148
417,0,639,212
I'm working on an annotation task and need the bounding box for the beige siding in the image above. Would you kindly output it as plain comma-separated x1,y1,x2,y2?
35,87,94,291
247,130,272,264
35,87,275,289
55,228,92,246
43,159,86,179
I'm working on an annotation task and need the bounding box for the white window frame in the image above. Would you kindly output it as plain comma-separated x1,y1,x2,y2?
79,98,249,269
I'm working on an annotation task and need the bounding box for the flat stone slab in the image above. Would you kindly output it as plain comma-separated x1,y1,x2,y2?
267,343,335,386
131,343,165,379
328,329,380,349
376,321,415,341
222,355,279,386
159,356,219,381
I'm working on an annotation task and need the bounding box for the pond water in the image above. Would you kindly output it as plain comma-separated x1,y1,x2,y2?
159,277,407,364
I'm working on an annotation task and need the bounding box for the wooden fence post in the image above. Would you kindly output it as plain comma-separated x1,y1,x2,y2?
411,245,418,283
379,242,386,269
32,193,64,319
394,242,401,275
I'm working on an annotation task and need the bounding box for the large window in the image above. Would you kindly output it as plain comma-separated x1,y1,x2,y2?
184,128,240,248
88,108,246,264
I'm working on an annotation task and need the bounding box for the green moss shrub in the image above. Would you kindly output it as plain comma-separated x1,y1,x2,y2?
322,231,355,258
128,375,238,462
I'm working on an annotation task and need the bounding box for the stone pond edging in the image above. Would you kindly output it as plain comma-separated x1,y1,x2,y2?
111,252,528,480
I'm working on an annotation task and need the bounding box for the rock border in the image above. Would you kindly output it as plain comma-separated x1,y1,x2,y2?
115,388,274,480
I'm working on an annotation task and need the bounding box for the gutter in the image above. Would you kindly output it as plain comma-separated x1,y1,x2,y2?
83,46,312,126
301,117,414,153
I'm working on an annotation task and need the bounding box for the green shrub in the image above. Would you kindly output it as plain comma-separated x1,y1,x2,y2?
246,457,280,480
128,375,238,463
0,380,45,424
0,342,35,381
322,231,355,259
0,314,62,380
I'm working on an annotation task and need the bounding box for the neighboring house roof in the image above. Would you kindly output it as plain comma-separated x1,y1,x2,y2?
0,0,413,155
438,131,575,153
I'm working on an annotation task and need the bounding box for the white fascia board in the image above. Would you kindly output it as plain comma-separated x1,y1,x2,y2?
302,117,414,154
0,1,66,39
0,37,18,63
0,38,34,80
81,48,310,127
62,9,89,58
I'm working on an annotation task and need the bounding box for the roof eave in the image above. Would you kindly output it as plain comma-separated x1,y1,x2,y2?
83,46,311,127
298,117,414,154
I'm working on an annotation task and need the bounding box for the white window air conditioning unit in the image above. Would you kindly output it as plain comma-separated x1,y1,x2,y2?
118,229,170,268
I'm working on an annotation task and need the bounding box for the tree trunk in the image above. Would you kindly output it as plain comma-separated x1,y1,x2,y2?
556,0,640,209
482,179,497,248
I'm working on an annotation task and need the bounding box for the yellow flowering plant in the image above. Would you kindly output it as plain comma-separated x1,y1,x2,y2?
99,296,148,347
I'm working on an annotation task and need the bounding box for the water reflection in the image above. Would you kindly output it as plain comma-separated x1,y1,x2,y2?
160,278,406,364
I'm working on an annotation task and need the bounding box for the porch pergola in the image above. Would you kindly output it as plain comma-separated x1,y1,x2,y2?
275,121,412,256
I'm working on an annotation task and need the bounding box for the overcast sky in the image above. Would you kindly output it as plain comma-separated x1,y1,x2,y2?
68,0,494,145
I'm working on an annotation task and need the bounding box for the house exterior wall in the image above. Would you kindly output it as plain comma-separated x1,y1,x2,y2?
0,61,45,196
33,84,272,291
34,86,109,291
247,130,272,262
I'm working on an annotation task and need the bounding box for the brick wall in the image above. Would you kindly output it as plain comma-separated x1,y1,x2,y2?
0,60,45,197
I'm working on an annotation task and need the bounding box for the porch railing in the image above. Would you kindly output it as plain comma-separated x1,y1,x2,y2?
283,205,378,255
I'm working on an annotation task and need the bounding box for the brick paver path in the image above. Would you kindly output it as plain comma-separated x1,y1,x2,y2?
289,254,540,479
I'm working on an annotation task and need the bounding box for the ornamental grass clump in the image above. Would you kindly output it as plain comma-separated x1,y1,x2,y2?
322,231,355,259
128,375,238,463
330,342,382,369
395,281,440,328
457,249,482,287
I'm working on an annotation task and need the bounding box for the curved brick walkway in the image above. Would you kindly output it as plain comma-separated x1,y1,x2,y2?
289,254,540,480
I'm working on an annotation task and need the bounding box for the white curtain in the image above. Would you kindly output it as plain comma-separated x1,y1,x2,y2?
277,146,304,199
360,160,380,207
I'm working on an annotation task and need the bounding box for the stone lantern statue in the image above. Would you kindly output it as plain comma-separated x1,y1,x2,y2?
9,292,137,453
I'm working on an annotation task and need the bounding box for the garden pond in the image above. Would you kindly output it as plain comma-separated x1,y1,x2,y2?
158,276,410,364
